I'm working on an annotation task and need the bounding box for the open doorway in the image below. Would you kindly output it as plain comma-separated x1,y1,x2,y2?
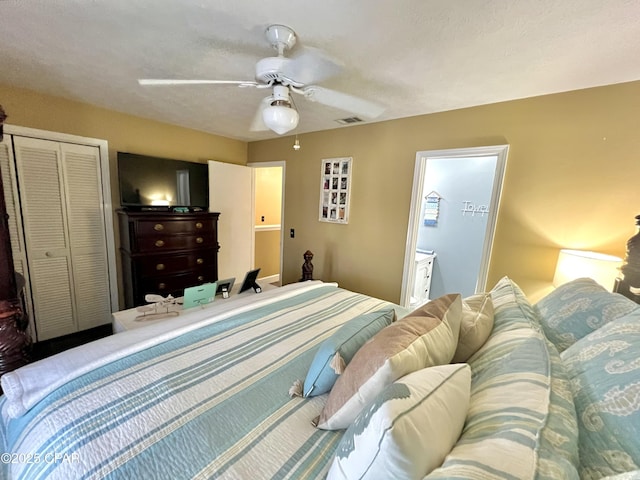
209,160,285,286
250,161,285,286
400,146,508,308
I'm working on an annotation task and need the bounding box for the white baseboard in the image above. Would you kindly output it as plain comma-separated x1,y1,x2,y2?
258,274,280,285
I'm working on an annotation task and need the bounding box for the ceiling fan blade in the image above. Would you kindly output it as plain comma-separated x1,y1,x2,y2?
249,96,273,132
298,86,385,119
282,47,343,85
138,79,259,87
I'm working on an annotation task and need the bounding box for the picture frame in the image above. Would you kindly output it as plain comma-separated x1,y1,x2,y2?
239,268,262,293
319,157,352,224
215,277,235,298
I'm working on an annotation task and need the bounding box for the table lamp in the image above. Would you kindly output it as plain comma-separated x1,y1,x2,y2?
553,249,623,291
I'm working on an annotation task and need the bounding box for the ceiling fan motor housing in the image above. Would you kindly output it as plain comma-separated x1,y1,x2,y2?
271,85,291,107
255,57,296,85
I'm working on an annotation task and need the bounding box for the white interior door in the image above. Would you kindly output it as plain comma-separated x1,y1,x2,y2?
13,136,112,340
14,137,77,340
208,161,254,281
61,142,112,331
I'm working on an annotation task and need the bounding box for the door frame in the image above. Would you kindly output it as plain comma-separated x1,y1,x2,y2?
400,145,508,308
247,160,286,285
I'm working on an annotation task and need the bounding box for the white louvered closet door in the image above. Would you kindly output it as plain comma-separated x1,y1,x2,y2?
0,139,36,341
61,142,111,331
13,137,110,340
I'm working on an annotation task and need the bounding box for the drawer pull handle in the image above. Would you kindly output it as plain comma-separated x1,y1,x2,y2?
196,237,204,244
195,222,203,229
156,263,165,271
196,258,204,265
158,283,166,290
154,224,164,231
197,275,204,281
155,240,165,247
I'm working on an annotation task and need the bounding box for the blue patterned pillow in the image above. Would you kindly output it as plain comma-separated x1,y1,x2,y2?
303,308,395,396
561,311,640,478
534,278,638,352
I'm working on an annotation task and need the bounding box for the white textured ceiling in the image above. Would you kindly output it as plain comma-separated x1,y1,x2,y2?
1,0,639,142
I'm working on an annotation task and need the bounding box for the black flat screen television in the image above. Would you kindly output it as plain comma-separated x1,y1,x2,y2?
117,152,209,209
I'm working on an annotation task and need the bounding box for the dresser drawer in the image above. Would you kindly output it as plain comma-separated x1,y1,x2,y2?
135,218,216,236
136,251,217,276
139,271,217,298
136,233,217,253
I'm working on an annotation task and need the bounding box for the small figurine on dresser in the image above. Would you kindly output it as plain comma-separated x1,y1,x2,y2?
301,250,314,281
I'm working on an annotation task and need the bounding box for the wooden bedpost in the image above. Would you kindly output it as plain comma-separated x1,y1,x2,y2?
0,162,31,384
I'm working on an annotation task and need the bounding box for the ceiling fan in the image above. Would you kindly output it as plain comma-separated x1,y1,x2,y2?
138,24,385,135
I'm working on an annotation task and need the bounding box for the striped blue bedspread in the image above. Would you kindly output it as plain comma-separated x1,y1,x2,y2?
0,283,402,480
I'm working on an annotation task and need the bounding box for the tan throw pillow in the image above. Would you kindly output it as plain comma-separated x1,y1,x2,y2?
315,293,462,430
452,293,494,363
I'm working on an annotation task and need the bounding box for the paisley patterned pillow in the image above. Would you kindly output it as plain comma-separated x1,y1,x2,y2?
561,311,640,479
534,278,638,352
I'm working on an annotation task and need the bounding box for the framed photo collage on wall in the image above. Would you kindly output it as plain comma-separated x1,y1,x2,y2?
319,157,352,224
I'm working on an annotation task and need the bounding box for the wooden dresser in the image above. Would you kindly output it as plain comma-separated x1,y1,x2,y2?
118,209,220,308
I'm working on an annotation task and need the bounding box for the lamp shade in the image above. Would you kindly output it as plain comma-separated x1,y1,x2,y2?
553,249,623,291
262,105,299,135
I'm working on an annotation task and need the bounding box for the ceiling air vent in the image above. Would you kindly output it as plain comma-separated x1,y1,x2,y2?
335,116,364,125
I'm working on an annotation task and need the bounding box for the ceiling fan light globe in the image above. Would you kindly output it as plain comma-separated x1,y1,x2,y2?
262,105,299,135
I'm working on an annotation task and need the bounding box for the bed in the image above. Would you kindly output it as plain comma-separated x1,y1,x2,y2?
2,277,640,479
0,281,407,479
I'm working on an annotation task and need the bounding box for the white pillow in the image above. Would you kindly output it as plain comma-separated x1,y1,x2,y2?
326,363,471,480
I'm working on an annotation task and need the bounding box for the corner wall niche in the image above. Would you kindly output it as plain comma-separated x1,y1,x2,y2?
0,126,117,342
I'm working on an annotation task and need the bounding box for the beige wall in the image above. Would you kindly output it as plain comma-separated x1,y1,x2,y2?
254,167,282,279
0,83,247,307
0,83,247,210
4,81,639,305
254,167,282,225
255,230,281,278
248,80,640,303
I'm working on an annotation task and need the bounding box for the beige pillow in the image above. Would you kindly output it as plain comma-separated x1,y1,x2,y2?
452,293,494,363
315,293,462,430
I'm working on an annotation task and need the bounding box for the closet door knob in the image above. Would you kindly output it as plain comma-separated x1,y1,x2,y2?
155,240,165,247
45,251,54,257
154,224,164,231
